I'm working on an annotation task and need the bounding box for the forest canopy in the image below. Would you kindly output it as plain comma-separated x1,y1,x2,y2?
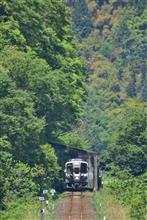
67,1,147,219
0,0,146,219
0,0,86,216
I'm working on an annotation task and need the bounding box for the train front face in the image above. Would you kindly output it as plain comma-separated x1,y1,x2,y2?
65,159,88,190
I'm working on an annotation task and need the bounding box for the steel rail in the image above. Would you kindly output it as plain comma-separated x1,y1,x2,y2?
68,191,73,220
80,191,83,220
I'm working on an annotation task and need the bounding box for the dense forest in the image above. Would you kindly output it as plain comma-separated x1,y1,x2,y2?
67,0,146,219
0,0,86,219
0,0,146,220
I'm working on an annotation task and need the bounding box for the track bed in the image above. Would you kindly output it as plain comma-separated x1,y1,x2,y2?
55,192,96,220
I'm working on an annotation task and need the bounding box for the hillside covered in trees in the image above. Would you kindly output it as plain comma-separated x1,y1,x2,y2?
67,0,146,219
0,0,86,219
0,0,146,219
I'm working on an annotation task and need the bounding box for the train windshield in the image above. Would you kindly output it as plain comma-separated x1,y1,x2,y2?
81,163,87,173
67,163,73,174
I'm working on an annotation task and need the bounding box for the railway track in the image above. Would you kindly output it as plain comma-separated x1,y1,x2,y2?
68,192,83,220
55,191,96,220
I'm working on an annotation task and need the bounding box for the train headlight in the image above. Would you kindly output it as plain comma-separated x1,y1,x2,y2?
81,174,88,179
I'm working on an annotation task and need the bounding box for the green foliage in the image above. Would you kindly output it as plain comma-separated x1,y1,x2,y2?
99,42,114,58
108,100,146,146
59,129,90,149
93,188,130,220
101,100,147,174
111,7,147,100
0,0,74,67
0,193,54,220
107,172,146,220
67,0,93,40
0,194,37,220
0,146,36,209
68,1,146,219
0,79,45,164
0,0,86,215
0,16,26,50
6,162,37,198
39,144,60,189
99,100,147,219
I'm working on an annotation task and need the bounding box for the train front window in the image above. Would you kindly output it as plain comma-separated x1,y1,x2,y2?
81,163,87,173
74,167,80,174
67,164,73,174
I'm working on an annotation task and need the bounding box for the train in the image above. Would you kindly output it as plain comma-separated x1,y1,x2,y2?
64,158,90,190
64,157,103,190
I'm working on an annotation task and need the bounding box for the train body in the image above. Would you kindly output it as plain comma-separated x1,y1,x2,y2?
64,159,89,190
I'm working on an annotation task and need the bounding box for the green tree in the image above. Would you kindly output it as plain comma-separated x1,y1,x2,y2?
67,0,93,40
102,99,147,175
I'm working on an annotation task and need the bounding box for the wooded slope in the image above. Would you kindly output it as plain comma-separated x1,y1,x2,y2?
0,0,86,218
67,1,147,219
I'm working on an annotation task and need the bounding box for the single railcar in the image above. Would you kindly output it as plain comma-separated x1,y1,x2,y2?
64,159,89,190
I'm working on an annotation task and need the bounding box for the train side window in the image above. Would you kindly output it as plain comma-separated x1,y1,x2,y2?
81,163,87,173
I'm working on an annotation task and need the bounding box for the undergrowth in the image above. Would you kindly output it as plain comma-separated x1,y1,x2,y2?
93,189,130,220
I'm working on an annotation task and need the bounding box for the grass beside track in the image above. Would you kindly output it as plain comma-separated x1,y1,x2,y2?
93,189,130,220
0,194,59,220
